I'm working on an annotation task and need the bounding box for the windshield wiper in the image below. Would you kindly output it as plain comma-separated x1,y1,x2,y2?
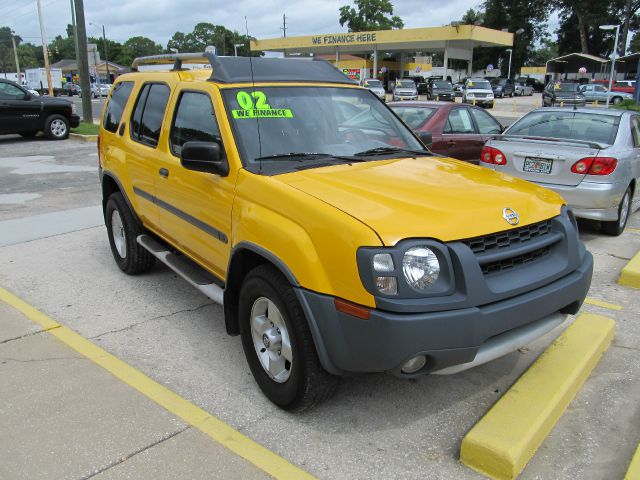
254,152,366,163
353,146,431,157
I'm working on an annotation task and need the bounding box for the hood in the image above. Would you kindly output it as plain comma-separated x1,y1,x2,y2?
554,91,583,98
395,88,417,93
39,96,73,108
467,88,493,94
432,87,453,93
276,157,563,246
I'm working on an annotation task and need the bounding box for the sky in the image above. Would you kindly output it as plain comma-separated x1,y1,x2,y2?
5,0,560,47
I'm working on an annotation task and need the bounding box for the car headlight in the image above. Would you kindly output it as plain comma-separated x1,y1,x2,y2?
402,247,440,290
467,93,475,98
488,94,494,98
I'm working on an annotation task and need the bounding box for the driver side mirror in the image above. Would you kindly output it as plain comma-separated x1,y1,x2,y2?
180,141,228,176
22,93,32,101
418,131,433,149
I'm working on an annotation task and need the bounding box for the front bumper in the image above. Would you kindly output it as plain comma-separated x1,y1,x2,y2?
535,181,628,221
465,98,494,106
393,95,418,101
296,250,592,377
69,114,80,128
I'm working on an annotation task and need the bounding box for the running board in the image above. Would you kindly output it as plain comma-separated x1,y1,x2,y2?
136,234,224,305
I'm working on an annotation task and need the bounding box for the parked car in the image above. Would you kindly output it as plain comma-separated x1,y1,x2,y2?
591,79,635,95
389,101,504,164
392,79,418,101
61,82,81,96
462,78,495,108
426,80,454,101
578,84,632,105
482,107,639,235
415,77,430,95
90,83,111,98
0,78,79,139
453,81,464,97
490,78,515,98
360,78,386,100
99,53,592,410
542,81,586,107
514,81,533,96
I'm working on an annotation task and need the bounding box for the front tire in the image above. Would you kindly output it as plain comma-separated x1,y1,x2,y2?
602,187,632,236
44,114,70,140
239,264,338,412
612,96,623,105
105,192,155,274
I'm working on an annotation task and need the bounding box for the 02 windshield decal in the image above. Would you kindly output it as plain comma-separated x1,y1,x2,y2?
232,91,294,119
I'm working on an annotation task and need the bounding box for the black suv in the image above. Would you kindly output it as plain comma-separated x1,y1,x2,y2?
426,79,454,101
490,78,515,98
0,78,80,139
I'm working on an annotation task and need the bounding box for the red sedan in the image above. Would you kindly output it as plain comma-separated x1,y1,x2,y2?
388,101,504,164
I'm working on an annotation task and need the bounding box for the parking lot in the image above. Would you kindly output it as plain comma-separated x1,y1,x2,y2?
0,132,638,479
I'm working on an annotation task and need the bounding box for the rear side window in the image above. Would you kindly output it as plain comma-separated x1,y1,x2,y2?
444,108,475,134
170,91,221,156
102,81,133,133
391,106,436,129
130,83,170,148
631,116,640,147
469,108,502,134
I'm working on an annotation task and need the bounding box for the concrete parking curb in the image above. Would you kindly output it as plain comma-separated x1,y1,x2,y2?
460,313,615,480
0,286,315,480
625,443,640,480
618,249,640,289
69,133,97,142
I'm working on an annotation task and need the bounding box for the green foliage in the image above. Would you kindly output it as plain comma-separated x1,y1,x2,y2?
631,30,640,53
529,37,559,65
611,98,640,110
71,122,99,135
167,23,262,57
338,0,404,32
461,8,484,25
120,37,163,66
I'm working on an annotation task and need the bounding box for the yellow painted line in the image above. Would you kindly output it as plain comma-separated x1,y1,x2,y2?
0,287,315,480
584,297,622,311
625,443,640,480
626,228,640,234
460,313,615,480
619,250,640,289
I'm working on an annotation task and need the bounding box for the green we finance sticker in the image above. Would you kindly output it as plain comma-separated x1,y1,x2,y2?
232,91,294,119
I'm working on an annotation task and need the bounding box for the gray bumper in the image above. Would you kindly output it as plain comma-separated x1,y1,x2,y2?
295,252,592,377
535,181,628,221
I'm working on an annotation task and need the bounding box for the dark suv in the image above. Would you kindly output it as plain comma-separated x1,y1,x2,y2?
490,78,515,98
0,78,79,139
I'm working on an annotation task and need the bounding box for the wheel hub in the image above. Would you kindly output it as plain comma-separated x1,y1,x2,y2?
250,297,292,383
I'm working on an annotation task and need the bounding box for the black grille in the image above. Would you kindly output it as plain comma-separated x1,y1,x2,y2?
463,220,553,255
481,245,552,275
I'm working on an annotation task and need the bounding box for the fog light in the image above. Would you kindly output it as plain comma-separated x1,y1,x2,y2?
375,276,397,295
401,355,427,374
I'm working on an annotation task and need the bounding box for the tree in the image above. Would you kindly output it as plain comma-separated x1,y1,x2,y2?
338,0,403,32
0,27,17,72
529,37,559,65
121,36,162,66
461,8,484,25
167,24,262,57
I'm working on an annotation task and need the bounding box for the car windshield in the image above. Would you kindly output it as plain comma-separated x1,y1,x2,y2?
507,111,619,145
364,80,382,87
398,80,415,88
434,81,451,89
223,86,427,174
390,106,437,129
467,80,491,89
490,78,505,85
554,82,579,92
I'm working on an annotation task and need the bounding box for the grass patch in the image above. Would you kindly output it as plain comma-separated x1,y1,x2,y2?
611,99,640,111
71,122,99,135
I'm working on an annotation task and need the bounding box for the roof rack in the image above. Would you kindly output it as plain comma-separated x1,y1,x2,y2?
131,52,357,85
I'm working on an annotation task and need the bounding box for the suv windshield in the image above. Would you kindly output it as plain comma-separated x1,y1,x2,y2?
467,80,491,90
490,78,506,85
553,82,579,92
223,86,427,174
434,81,451,89
364,80,382,87
398,80,416,88
507,111,619,144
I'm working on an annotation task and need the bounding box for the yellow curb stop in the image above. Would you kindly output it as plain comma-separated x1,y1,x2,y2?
460,313,615,480
618,250,640,289
584,297,622,311
626,443,640,480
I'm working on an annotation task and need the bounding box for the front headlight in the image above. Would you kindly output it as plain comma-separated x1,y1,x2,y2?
488,93,494,98
402,247,440,290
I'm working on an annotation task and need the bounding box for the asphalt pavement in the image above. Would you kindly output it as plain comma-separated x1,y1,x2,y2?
0,133,638,479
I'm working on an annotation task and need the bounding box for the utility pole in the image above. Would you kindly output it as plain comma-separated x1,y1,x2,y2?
69,0,80,80
36,0,54,96
74,0,92,122
11,33,20,84
280,14,287,38
102,25,110,82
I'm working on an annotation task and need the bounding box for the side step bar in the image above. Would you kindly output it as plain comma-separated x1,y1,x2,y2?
137,234,224,305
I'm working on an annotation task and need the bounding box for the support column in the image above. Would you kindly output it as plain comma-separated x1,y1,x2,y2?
443,41,449,80
373,45,378,78
400,53,405,78
335,46,339,68
468,41,474,76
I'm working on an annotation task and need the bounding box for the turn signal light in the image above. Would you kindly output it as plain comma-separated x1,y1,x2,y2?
480,146,507,165
334,298,371,320
570,157,617,175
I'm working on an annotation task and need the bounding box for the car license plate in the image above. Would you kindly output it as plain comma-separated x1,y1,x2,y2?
523,157,553,174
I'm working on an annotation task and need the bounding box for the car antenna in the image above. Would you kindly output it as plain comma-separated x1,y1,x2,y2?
245,16,263,174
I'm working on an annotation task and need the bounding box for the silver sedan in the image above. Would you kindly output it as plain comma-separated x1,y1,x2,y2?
481,107,640,235
579,84,633,105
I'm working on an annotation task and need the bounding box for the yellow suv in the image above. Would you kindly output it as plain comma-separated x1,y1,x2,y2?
99,53,593,411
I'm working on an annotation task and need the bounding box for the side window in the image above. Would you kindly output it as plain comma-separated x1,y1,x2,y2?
170,91,222,156
630,116,640,147
470,108,502,134
130,83,170,148
595,85,607,92
444,108,475,134
102,81,133,133
0,82,26,99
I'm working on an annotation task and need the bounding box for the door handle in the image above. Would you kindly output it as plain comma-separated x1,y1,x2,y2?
446,140,457,146
159,168,169,178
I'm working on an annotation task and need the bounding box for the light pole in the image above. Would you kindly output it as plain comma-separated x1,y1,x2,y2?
234,43,244,57
90,22,110,84
507,28,525,79
10,31,20,84
600,24,620,108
